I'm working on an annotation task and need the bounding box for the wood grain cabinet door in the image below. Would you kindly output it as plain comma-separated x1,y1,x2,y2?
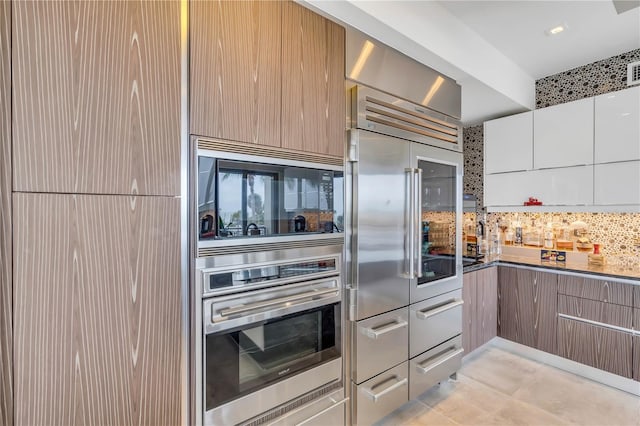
634,308,640,381
0,1,12,425
281,1,345,157
13,193,181,426
462,271,477,353
477,267,498,347
12,1,181,196
498,267,557,354
190,0,282,147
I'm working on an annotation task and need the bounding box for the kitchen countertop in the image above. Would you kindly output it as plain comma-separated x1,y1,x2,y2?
463,253,640,283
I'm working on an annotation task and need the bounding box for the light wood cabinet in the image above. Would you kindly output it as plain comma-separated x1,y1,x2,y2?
281,1,345,157
13,193,181,426
190,0,282,147
463,267,498,354
594,86,640,164
497,266,557,354
190,1,345,158
12,1,181,196
533,97,594,169
0,1,12,424
483,111,532,174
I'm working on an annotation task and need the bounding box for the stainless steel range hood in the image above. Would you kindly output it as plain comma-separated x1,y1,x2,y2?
346,28,462,120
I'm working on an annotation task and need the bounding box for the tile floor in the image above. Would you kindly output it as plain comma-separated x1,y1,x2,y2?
376,341,640,426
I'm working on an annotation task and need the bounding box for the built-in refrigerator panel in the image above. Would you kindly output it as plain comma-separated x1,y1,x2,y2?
348,129,411,321
410,142,463,304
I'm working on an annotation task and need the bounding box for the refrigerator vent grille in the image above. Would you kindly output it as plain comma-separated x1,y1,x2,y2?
628,61,640,86
198,237,344,257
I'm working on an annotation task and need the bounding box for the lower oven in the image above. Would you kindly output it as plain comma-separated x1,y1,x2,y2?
196,247,343,425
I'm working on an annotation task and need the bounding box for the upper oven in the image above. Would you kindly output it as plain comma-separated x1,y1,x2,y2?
195,141,344,250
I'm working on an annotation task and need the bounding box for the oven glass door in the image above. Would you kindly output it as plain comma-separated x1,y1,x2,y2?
204,303,340,411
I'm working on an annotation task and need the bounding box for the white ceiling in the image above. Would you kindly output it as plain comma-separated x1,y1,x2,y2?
300,0,640,126
438,0,640,80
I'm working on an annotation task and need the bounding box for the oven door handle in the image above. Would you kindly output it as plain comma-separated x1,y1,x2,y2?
218,287,339,318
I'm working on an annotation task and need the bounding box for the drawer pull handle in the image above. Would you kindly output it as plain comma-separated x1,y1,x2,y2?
416,347,464,374
558,313,634,334
416,299,463,320
362,320,408,339
362,377,408,402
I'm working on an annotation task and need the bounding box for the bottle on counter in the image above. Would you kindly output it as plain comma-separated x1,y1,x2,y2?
588,243,605,266
514,220,523,246
504,222,515,246
543,222,555,249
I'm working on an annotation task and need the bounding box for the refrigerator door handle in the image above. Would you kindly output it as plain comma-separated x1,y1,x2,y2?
405,168,415,278
414,168,423,278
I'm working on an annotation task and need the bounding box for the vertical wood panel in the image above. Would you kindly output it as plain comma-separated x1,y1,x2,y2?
478,266,498,346
190,0,281,146
12,1,181,195
634,308,639,381
462,271,476,353
0,0,12,424
497,266,518,342
13,193,181,426
532,270,558,354
558,318,633,378
282,2,345,157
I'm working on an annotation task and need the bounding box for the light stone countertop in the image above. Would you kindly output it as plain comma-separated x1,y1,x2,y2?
463,246,640,282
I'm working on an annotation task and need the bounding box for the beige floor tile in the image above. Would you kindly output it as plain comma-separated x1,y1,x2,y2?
475,399,570,426
403,407,458,426
415,374,508,424
375,400,430,426
512,363,640,426
458,346,541,396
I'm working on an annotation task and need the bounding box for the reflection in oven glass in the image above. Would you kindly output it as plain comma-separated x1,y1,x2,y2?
205,305,339,411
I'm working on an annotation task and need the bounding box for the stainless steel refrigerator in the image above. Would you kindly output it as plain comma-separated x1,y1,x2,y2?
346,84,464,425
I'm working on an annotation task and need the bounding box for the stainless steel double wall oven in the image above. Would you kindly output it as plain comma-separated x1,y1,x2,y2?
192,138,347,425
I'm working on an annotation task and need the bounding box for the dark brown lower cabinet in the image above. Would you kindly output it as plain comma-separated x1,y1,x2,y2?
557,318,633,378
13,193,181,426
497,266,558,354
463,267,498,354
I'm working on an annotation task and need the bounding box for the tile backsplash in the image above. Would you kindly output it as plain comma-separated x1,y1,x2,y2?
463,49,640,258
536,49,640,108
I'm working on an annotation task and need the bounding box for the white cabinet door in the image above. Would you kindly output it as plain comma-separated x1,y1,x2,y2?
594,162,640,205
534,97,594,169
534,166,593,206
484,111,533,174
594,86,640,164
484,171,535,207
485,166,593,207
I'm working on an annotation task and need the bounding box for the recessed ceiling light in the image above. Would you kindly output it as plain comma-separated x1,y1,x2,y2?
545,23,568,36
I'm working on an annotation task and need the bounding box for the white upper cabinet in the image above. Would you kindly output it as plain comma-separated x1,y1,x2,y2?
594,86,640,164
484,111,533,174
594,162,640,207
533,97,594,169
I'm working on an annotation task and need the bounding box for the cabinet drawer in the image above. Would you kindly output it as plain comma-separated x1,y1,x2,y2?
352,307,409,384
268,390,346,426
410,290,462,358
558,275,633,307
635,287,640,309
558,295,633,329
409,336,463,400
558,317,633,378
634,335,640,382
352,362,408,426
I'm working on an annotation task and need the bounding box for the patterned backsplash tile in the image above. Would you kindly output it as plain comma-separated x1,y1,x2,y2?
536,48,640,108
463,49,640,257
